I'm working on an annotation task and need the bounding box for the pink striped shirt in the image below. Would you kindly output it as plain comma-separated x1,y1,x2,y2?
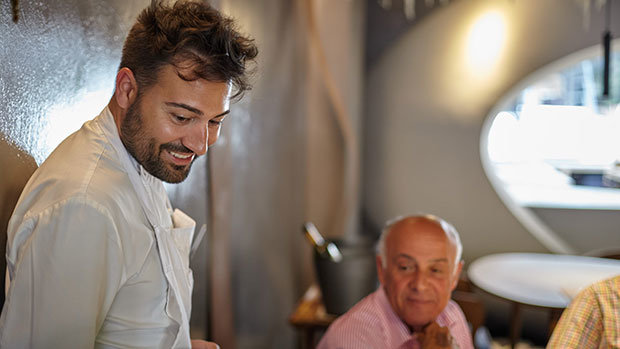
317,287,474,349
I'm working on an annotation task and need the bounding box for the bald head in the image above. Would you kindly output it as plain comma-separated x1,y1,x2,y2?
377,215,462,272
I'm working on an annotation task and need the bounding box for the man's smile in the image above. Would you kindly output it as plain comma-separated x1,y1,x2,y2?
164,149,195,166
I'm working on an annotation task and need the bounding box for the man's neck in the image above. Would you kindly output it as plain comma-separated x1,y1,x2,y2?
409,322,431,334
107,99,124,137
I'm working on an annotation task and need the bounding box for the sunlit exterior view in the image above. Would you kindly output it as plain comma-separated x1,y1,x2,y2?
487,50,620,208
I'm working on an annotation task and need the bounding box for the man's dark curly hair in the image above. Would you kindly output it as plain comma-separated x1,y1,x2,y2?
120,0,258,100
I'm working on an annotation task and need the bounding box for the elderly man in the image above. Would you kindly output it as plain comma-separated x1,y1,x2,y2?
317,215,474,349
0,1,257,348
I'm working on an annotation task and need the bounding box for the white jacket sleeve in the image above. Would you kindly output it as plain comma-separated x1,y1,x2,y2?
0,197,125,349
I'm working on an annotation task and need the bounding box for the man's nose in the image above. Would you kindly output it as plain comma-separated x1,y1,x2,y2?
207,125,220,148
409,271,428,291
184,122,208,156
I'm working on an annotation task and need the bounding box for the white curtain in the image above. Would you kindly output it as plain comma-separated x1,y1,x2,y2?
200,0,364,347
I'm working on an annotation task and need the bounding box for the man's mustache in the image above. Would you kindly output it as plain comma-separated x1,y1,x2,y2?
160,143,193,154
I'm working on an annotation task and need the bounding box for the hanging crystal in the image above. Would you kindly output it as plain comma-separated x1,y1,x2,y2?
404,0,415,20
574,0,609,29
377,0,452,21
379,0,392,10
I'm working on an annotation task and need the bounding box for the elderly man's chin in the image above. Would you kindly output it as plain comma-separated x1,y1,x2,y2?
400,304,439,331
404,316,435,332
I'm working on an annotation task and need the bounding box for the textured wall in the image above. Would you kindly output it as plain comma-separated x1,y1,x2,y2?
0,0,147,163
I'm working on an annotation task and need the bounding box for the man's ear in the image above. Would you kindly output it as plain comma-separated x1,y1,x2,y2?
114,67,139,109
376,255,385,285
451,260,464,291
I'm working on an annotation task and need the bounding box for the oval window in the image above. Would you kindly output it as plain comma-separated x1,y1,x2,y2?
481,42,620,255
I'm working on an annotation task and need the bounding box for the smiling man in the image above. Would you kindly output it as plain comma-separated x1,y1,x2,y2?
317,215,474,349
0,2,257,348
115,63,231,184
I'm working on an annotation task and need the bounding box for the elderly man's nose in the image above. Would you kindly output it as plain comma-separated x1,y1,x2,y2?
409,271,428,291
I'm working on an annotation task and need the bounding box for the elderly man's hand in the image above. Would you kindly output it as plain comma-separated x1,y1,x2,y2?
416,322,456,349
191,339,220,349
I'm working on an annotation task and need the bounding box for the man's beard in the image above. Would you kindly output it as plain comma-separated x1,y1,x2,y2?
120,98,195,183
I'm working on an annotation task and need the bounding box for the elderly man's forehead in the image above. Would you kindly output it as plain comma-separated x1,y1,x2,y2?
387,217,456,247
390,216,442,233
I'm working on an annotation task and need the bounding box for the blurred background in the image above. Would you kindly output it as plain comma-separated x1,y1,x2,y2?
1,0,619,348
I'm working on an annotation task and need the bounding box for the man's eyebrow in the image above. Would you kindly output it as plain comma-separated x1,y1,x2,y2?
213,110,230,119
165,102,203,115
394,254,449,263
165,102,230,119
429,258,449,263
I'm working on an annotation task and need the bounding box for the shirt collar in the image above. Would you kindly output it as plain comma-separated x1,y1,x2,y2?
98,106,172,221
376,286,456,348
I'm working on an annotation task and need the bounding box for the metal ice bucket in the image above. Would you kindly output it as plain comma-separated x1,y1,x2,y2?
314,239,378,315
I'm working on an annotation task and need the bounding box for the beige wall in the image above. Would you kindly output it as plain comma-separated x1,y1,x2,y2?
364,0,620,263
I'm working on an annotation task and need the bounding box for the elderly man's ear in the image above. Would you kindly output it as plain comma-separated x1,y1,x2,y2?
451,261,464,291
376,255,385,285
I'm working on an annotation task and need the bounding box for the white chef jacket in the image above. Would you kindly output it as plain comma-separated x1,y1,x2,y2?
0,107,195,348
